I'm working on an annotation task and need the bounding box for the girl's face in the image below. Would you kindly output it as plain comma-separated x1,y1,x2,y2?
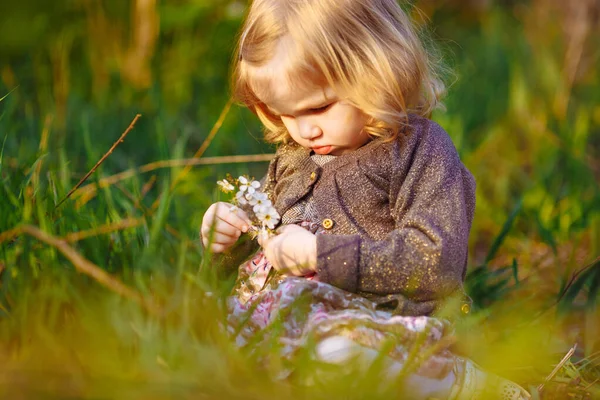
248,37,370,156
262,82,371,156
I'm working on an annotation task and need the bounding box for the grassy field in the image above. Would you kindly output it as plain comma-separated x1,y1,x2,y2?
1,0,599,398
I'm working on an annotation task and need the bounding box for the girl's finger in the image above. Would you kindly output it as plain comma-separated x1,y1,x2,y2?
209,243,228,253
257,229,271,247
205,231,240,246
216,204,251,232
201,219,242,240
232,207,253,226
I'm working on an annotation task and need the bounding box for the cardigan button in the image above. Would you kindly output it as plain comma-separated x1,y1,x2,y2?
322,218,334,230
461,303,471,315
310,171,317,180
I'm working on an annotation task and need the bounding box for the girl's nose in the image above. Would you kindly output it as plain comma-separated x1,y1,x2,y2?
298,120,322,140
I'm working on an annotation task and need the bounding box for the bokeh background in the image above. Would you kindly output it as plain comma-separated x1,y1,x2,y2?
0,0,599,398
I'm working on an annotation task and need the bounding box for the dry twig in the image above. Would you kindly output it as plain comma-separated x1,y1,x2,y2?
140,175,157,198
0,222,159,315
55,114,142,209
73,153,274,202
151,98,233,211
20,225,160,315
0,227,22,245
583,378,600,391
112,183,181,236
538,343,578,393
62,218,143,242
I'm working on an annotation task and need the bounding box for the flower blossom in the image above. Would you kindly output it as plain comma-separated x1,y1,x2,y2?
256,205,280,230
238,176,260,195
217,179,235,193
249,192,272,212
236,190,252,205
217,174,279,238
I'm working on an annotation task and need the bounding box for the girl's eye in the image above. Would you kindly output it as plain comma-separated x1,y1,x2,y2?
310,104,332,113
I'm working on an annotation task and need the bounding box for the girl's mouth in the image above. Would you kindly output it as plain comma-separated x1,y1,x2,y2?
312,145,332,155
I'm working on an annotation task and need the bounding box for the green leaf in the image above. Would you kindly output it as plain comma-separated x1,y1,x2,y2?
0,130,9,176
586,263,600,308
511,258,519,286
0,86,18,103
148,183,172,249
484,198,523,264
535,212,558,254
1,178,20,209
558,260,600,312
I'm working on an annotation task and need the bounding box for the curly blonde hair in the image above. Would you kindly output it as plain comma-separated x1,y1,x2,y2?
232,0,446,143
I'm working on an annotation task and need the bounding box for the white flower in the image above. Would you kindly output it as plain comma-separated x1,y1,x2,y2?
217,179,235,193
249,192,272,212
249,191,266,205
258,228,271,243
256,205,280,230
238,176,260,194
236,190,248,205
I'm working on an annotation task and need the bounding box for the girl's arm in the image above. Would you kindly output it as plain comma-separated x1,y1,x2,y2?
316,122,476,304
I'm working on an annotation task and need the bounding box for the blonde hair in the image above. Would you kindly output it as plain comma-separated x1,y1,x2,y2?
232,0,446,143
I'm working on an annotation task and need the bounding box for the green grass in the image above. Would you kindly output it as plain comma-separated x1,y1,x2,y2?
1,1,599,399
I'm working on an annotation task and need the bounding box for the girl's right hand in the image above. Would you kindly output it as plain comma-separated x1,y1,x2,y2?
201,202,252,253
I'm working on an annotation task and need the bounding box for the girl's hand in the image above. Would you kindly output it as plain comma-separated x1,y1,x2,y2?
258,224,317,276
201,202,252,253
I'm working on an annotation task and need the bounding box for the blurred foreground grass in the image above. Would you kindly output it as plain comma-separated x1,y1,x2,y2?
1,0,599,398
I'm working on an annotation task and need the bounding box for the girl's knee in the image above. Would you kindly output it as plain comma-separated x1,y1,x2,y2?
314,335,361,364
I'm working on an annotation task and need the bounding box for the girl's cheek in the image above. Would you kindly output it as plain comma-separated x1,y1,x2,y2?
323,110,343,127
340,110,355,125
280,118,295,135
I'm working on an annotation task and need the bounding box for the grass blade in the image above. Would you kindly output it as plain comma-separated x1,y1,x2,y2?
485,198,523,264
0,86,18,103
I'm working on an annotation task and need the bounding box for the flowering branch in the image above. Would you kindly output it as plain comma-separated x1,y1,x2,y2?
217,175,280,239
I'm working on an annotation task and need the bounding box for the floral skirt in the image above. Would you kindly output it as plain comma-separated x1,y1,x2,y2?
226,222,456,381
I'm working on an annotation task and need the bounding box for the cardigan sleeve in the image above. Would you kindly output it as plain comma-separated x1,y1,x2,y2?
316,122,475,302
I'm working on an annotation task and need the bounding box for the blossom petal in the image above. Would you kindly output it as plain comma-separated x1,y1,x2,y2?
236,191,248,205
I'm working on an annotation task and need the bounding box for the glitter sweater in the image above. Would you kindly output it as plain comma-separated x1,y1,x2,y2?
260,115,476,316
219,115,476,317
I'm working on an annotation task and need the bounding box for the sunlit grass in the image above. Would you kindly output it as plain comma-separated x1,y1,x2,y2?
1,1,599,399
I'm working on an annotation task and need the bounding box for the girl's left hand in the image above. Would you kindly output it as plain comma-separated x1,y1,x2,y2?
258,224,317,276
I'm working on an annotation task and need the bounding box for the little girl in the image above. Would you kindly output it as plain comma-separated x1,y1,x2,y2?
201,1,530,399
